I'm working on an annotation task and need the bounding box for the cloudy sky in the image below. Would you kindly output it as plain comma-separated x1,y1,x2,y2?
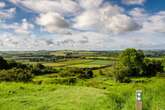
0,0,165,50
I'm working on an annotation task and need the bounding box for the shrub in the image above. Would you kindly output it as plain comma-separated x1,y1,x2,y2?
79,69,93,79
111,63,130,83
0,56,8,69
32,63,57,75
144,59,164,76
59,68,93,79
0,68,33,82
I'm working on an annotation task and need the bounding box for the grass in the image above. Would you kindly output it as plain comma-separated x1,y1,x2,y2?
0,77,164,110
43,59,93,67
43,59,112,68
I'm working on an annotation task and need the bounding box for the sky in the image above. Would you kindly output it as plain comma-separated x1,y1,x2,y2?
0,0,165,51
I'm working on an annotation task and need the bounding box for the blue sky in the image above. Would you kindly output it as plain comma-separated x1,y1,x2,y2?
0,0,165,50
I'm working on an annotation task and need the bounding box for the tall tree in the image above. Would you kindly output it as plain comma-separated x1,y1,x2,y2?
0,56,8,69
119,48,145,76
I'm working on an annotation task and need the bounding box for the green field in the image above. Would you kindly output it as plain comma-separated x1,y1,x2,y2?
1,50,165,110
0,77,164,110
22,59,113,68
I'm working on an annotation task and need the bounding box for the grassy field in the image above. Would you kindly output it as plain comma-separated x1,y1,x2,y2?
1,51,165,110
43,59,93,67
21,59,113,68
0,77,164,110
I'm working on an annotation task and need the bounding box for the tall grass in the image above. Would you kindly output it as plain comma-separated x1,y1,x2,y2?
0,77,164,110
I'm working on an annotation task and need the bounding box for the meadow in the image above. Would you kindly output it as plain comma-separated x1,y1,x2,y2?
0,50,165,110
0,77,164,110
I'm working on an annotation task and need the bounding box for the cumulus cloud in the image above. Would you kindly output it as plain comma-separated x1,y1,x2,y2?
105,14,141,33
74,6,140,33
0,8,16,19
0,2,5,8
10,0,141,34
129,8,146,17
1,19,34,34
122,0,145,5
141,11,165,33
3,0,165,50
36,12,70,33
79,0,103,9
129,8,149,24
9,0,81,16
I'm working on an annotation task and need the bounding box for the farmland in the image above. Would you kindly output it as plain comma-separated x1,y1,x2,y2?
0,50,165,110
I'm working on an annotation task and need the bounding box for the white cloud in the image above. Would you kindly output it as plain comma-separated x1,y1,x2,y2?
1,19,34,34
129,8,149,24
129,8,146,17
0,8,16,19
1,31,165,51
141,11,165,33
122,0,145,5
36,12,69,33
3,0,164,50
10,0,141,34
0,2,5,8
9,0,81,16
74,6,140,33
15,19,34,34
79,0,103,9
105,14,141,33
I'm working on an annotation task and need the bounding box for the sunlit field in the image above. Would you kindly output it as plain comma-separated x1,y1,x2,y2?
0,77,164,110
0,49,165,110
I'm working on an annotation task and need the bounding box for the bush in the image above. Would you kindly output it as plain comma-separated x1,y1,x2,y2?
32,63,57,75
0,56,8,69
0,68,33,82
111,63,130,83
59,68,93,79
144,59,164,76
79,69,93,79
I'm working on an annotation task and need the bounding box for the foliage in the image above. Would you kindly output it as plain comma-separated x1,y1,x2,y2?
59,68,93,79
32,63,57,75
0,56,8,69
112,48,164,82
119,48,145,76
111,63,131,83
0,56,34,82
0,68,33,82
144,58,164,76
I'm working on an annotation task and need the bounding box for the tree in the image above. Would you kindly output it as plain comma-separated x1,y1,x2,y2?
144,59,164,76
119,48,145,76
111,62,130,83
0,56,8,69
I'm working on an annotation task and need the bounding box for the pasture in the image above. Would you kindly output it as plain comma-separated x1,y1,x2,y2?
0,77,164,110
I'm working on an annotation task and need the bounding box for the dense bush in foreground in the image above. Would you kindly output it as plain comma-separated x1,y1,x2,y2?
0,57,33,82
0,68,33,82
